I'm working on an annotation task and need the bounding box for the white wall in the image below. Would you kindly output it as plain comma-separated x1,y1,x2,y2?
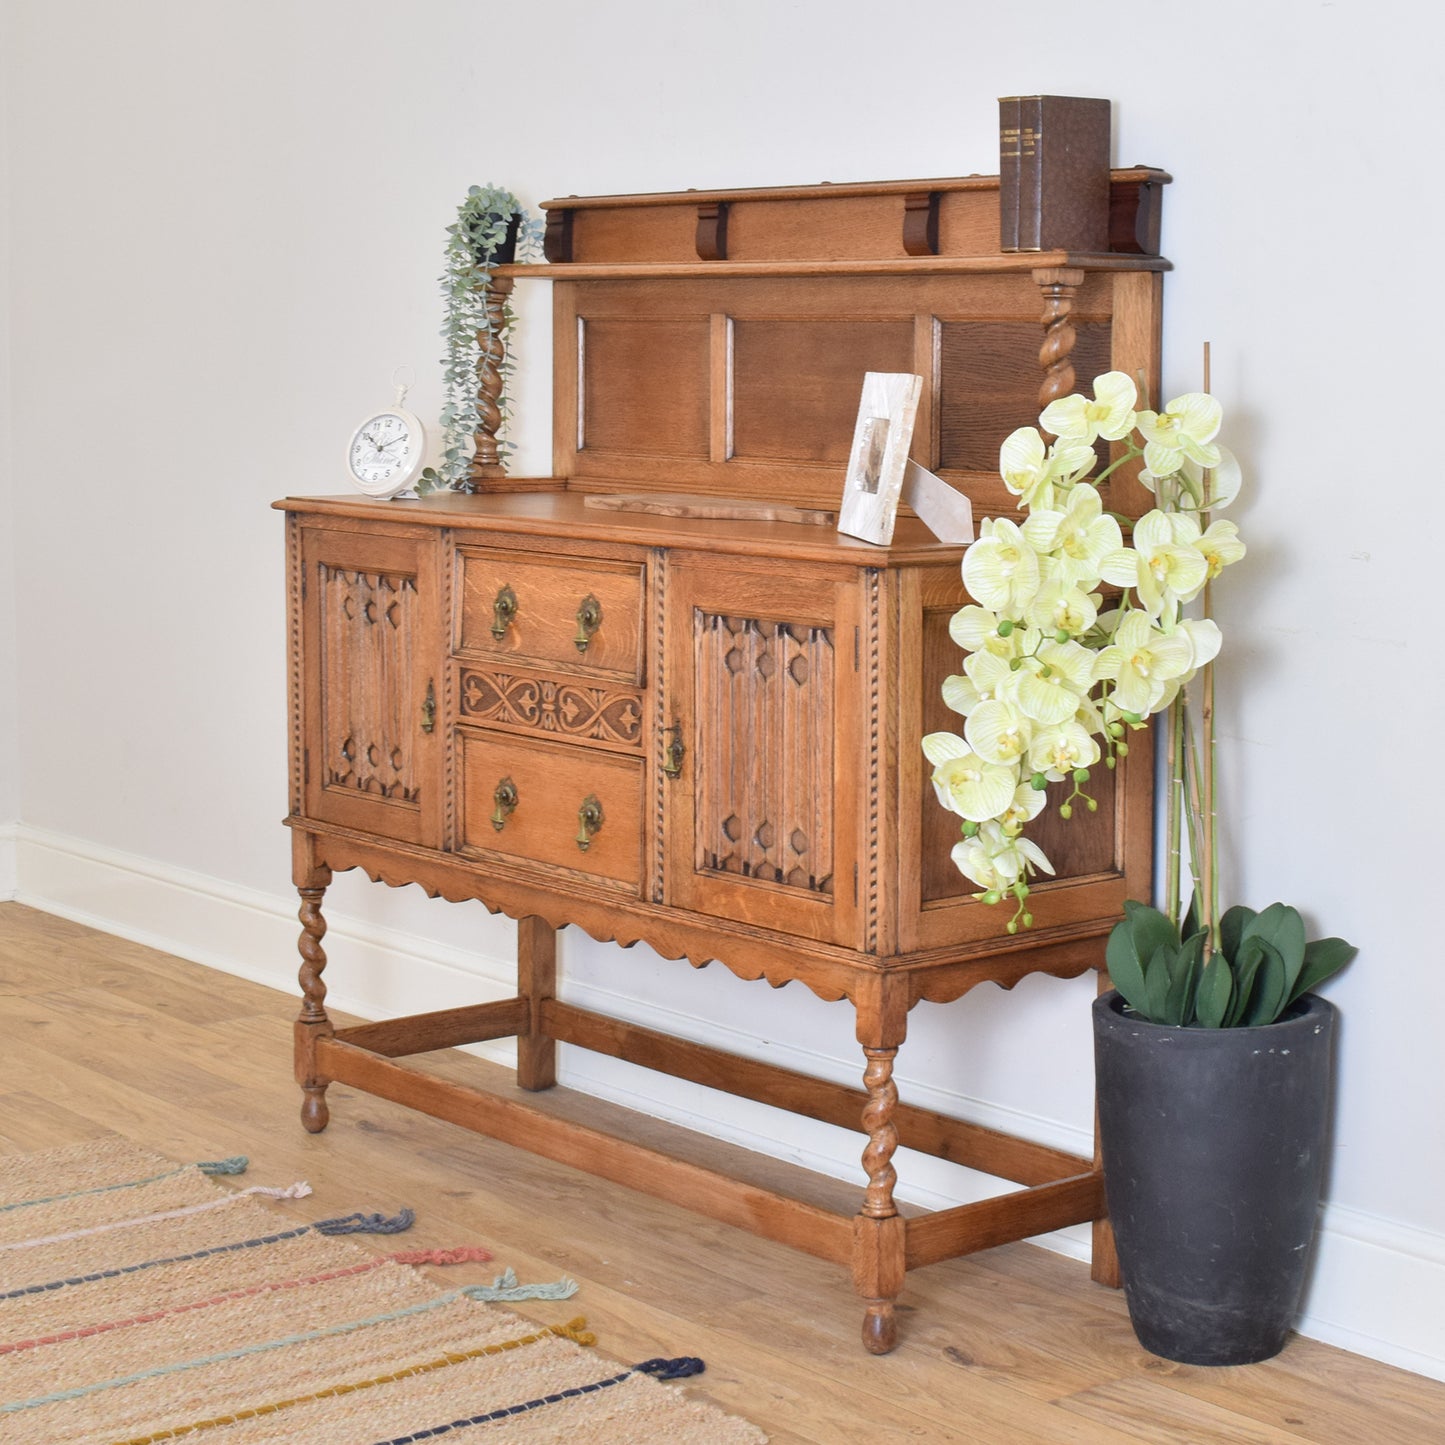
5,0,1442,1378
0,0,16,892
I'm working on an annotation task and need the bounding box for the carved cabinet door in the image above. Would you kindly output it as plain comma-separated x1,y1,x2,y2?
293,523,444,848
662,557,865,948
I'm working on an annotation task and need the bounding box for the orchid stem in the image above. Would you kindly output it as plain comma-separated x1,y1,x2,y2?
1198,342,1220,955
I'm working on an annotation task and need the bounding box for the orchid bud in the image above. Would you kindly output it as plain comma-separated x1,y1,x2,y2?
997,619,1014,637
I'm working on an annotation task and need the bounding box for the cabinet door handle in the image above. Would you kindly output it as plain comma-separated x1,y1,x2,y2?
574,593,603,652
492,777,519,830
576,794,604,851
491,583,518,640
662,722,686,776
420,680,437,734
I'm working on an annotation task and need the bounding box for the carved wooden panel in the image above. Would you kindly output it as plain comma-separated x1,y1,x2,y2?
319,566,422,803
459,668,644,753
663,560,863,948
693,612,836,895
296,524,441,848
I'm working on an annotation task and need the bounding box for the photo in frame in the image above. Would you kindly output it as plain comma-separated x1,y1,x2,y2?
837,372,973,546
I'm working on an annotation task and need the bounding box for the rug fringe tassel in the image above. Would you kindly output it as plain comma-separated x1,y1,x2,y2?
251,1182,312,1200
314,1208,415,1235
636,1355,707,1380
461,1267,579,1302
391,1245,493,1266
196,1156,249,1175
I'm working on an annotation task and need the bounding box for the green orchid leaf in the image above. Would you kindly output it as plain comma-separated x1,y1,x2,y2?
1181,892,1200,945
1144,942,1175,1023
1127,903,1180,963
1242,937,1288,1026
1288,936,1359,1004
1195,953,1233,1028
1242,902,1308,991
1167,931,1206,1025
1219,904,1256,964
1225,934,1268,1027
1105,917,1150,1014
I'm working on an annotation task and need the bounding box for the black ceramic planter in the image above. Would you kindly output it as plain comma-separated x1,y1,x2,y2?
1093,989,1336,1366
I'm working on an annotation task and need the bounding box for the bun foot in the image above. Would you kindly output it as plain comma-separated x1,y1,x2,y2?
300,1086,330,1133
861,1301,898,1354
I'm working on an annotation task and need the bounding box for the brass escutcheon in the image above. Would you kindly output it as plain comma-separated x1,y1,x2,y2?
576,794,604,850
492,777,519,830
491,583,518,640
574,593,603,652
662,722,686,776
420,680,436,734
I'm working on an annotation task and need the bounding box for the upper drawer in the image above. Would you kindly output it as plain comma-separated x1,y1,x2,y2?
455,547,645,682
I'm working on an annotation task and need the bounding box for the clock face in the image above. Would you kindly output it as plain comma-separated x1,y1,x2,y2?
347,409,425,497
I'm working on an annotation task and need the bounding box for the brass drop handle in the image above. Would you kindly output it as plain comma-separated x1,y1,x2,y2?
576,794,604,851
420,680,436,734
662,722,686,777
574,593,603,652
491,583,518,640
492,777,519,830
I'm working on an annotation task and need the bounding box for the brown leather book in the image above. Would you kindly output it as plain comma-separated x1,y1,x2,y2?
999,95,1112,253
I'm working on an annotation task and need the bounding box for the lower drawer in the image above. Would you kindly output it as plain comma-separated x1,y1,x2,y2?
457,729,644,892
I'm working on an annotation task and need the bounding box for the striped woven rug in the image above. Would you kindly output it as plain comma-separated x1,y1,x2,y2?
0,1138,766,1444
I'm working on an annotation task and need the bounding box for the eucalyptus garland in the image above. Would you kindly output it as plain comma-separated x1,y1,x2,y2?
421,184,541,494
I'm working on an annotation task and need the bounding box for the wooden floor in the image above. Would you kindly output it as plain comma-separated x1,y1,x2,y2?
1,902,1441,1443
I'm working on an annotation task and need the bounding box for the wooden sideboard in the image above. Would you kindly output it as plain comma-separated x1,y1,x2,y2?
279,169,1168,1352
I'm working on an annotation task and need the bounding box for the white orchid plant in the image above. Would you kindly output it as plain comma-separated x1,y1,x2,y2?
926,370,1356,1027
923,371,1243,935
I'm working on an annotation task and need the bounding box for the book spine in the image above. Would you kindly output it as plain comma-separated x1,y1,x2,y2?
998,96,1023,252
1015,95,1046,251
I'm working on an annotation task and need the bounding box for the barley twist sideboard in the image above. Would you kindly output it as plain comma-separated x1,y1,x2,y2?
279,169,1168,1352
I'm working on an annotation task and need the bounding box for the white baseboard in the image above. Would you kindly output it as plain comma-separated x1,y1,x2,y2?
0,821,15,900
9,823,1444,1382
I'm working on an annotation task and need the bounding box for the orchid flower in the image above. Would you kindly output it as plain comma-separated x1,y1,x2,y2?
1040,370,1138,444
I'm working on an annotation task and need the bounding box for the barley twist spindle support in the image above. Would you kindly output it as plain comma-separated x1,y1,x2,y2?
1034,267,1085,414
466,274,515,491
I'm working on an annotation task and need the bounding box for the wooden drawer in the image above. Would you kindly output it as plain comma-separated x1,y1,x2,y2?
455,547,644,682
457,728,644,892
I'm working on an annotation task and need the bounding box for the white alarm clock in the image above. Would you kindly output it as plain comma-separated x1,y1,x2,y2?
346,380,427,498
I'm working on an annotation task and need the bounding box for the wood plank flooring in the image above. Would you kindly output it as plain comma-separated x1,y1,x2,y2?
1,901,1441,1443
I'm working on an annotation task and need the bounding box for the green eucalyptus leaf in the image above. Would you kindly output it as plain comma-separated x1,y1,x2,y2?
1288,936,1359,1004
1195,953,1233,1028
1241,937,1288,1026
